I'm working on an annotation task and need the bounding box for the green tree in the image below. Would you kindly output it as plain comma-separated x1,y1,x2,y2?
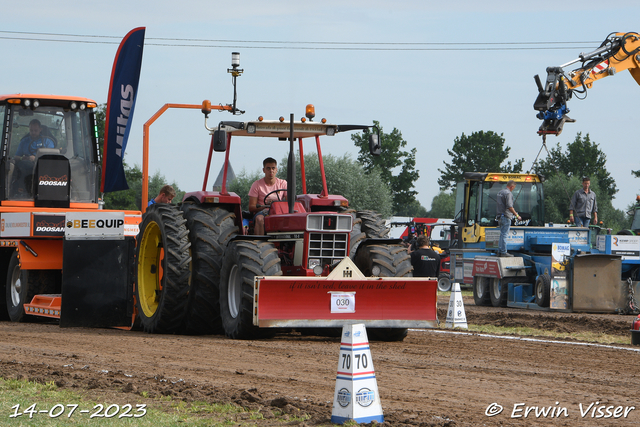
351,121,423,215
542,174,626,232
535,132,617,199
278,152,394,218
227,169,262,211
96,104,184,210
103,166,184,210
102,162,142,210
426,191,456,218
397,200,428,217
438,131,524,190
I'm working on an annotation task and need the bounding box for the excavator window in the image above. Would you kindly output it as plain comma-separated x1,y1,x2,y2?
467,182,480,226
454,181,466,224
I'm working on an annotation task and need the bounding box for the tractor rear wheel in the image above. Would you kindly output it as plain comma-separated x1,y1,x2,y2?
473,276,491,306
180,203,238,335
135,204,192,334
348,210,389,259
355,243,412,342
355,243,413,277
357,210,389,239
535,274,551,307
6,251,51,322
219,240,282,339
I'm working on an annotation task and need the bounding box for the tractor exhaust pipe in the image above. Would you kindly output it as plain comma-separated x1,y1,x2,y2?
288,113,296,214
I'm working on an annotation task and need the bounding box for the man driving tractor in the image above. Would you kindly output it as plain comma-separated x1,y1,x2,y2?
248,157,287,235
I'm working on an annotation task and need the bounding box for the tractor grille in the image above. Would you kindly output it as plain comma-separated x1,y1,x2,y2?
308,233,348,263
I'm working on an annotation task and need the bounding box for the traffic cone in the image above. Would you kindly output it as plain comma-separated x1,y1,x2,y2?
330,324,384,425
445,282,468,329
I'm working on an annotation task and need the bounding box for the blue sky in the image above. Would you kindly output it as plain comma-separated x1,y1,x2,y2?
2,1,639,213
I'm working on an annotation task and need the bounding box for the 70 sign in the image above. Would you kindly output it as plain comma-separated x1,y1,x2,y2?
341,352,369,370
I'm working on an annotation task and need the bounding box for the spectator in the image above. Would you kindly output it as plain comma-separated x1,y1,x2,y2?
410,235,441,278
148,184,176,207
569,176,597,227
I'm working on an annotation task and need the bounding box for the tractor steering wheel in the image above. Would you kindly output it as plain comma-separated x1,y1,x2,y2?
262,188,288,206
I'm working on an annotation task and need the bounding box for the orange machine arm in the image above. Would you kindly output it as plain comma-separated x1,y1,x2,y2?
534,32,640,135
563,32,640,90
141,102,232,213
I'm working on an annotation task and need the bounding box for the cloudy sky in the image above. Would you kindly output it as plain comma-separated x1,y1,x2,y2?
2,1,639,212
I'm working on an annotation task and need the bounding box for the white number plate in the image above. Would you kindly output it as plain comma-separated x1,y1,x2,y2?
329,292,355,313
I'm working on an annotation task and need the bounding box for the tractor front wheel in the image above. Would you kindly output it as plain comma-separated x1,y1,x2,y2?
6,251,50,322
135,204,192,334
219,240,282,340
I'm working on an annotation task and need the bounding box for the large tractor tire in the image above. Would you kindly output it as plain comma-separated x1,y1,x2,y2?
348,210,389,259
357,210,389,238
219,240,282,340
5,251,53,322
355,243,412,342
535,274,551,307
180,202,238,335
135,204,192,334
473,276,491,306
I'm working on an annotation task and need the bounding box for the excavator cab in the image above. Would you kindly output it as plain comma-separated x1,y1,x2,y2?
455,172,545,245
0,95,100,205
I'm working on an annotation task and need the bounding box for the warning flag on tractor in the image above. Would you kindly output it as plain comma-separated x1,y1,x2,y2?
101,27,145,193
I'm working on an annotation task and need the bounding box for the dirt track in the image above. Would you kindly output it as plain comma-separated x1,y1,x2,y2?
1,296,640,426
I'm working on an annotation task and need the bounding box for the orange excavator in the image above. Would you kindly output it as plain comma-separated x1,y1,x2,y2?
534,31,640,136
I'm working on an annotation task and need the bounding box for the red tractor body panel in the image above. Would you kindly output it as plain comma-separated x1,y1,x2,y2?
255,275,438,328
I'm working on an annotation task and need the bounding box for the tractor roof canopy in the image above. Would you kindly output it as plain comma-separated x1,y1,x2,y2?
218,119,339,139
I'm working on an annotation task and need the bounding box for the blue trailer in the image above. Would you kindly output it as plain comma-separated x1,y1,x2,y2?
449,172,639,313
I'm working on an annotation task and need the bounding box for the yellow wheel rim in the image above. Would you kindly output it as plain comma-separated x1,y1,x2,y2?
138,221,164,318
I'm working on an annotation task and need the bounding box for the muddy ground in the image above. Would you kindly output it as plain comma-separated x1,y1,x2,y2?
1,296,640,426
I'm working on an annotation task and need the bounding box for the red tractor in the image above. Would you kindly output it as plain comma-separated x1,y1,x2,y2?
134,54,436,341
135,106,438,341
